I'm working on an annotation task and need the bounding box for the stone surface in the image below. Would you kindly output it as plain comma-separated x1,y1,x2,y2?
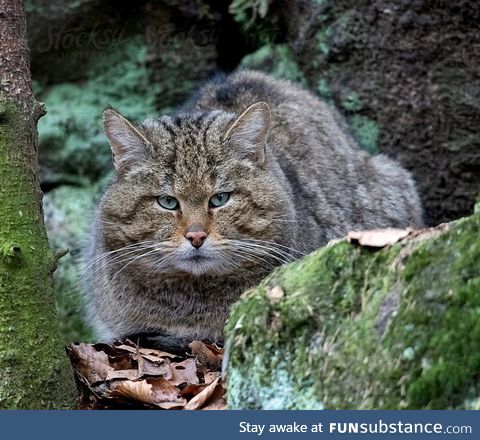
225,203,480,409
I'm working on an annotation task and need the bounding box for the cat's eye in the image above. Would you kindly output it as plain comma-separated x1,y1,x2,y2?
157,195,179,210
209,192,231,208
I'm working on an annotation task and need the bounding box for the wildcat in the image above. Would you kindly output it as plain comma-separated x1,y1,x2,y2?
83,70,423,349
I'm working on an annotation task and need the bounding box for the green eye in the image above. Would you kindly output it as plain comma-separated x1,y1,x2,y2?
157,195,179,210
209,192,231,208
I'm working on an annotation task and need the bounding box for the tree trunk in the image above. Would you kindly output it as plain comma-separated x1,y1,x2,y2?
0,0,75,409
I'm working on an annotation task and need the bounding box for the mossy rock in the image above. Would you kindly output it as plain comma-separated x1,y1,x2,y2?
225,206,480,409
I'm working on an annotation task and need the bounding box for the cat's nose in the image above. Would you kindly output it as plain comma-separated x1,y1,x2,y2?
185,226,208,248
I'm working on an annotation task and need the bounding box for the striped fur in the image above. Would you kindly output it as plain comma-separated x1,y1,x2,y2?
83,70,423,349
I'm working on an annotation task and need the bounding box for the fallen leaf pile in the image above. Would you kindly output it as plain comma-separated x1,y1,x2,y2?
67,339,226,410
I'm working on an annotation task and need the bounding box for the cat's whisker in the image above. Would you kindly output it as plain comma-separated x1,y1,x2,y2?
221,248,275,270
240,249,291,266
212,251,246,274
110,247,174,282
227,243,291,267
82,241,172,281
232,241,295,263
82,241,156,273
238,238,306,257
83,249,155,281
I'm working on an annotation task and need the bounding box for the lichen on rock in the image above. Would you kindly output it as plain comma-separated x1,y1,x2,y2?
225,206,480,409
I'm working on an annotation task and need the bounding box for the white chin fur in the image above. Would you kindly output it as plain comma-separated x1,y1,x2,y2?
175,257,233,276
172,241,236,276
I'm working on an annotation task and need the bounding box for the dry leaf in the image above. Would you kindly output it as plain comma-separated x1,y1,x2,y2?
170,358,199,385
68,339,225,410
184,377,220,410
109,377,185,408
201,380,227,410
109,379,154,403
149,378,186,408
140,358,172,378
204,371,221,384
105,369,140,381
347,228,411,248
69,343,114,384
189,341,223,370
115,341,178,361
179,382,210,398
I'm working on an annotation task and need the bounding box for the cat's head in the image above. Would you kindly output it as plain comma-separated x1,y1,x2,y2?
97,103,296,277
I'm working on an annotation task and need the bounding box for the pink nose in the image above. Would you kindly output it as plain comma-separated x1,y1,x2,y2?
185,227,208,248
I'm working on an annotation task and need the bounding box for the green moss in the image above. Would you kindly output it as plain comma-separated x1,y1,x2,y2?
316,78,332,100
0,99,75,408
241,44,307,85
348,114,379,154
340,91,363,112
315,26,333,58
225,209,480,409
38,36,161,182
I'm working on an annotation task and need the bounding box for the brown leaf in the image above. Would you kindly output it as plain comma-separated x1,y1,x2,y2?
149,378,186,408
347,228,411,248
105,369,140,381
204,371,221,384
115,342,178,362
109,377,185,408
179,383,210,399
184,377,221,410
140,358,172,378
170,358,199,385
109,379,153,403
204,343,223,356
69,343,114,384
68,338,227,410
109,353,134,371
201,381,227,410
189,341,223,370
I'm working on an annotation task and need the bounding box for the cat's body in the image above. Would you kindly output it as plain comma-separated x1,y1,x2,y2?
83,70,422,349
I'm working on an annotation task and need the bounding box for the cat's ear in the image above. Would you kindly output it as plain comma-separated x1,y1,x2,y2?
224,101,270,164
102,107,150,174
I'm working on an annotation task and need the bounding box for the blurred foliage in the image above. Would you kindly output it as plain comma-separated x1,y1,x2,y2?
37,36,160,184
43,184,105,343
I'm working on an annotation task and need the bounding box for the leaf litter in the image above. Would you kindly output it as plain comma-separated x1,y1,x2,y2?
67,339,226,410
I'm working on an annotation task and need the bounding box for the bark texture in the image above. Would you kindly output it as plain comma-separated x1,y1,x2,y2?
0,0,75,409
